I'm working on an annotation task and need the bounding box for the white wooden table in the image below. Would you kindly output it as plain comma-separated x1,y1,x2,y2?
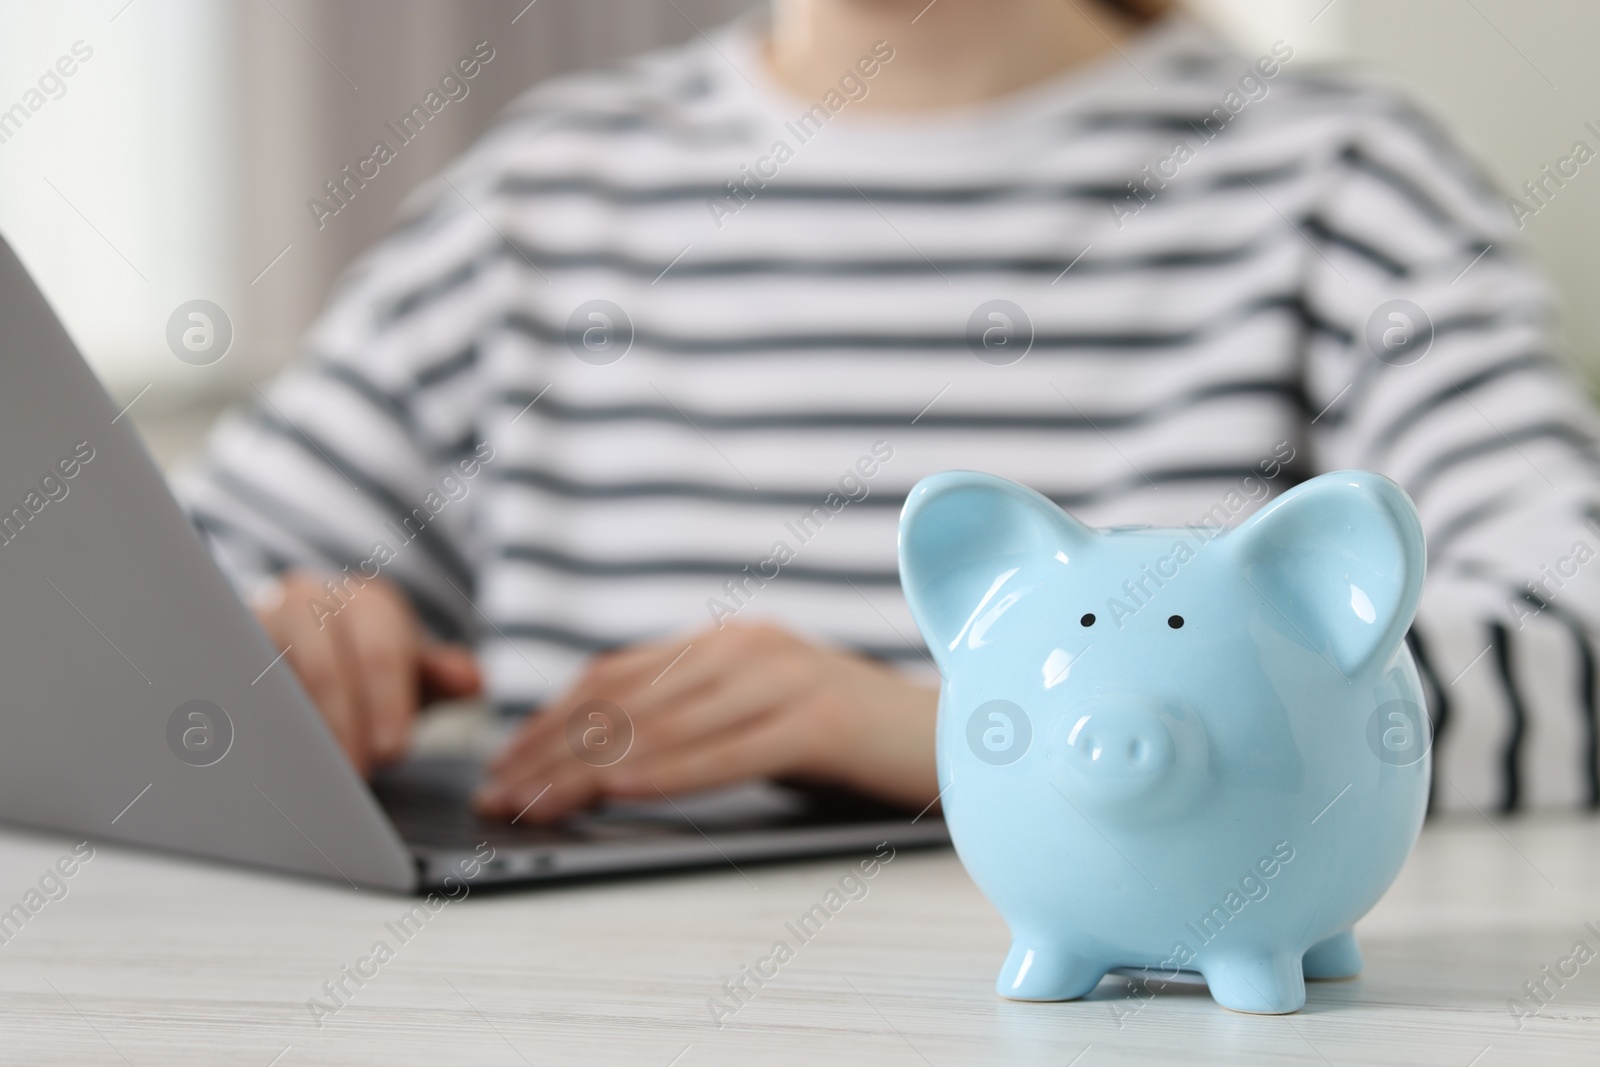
0,810,1596,1065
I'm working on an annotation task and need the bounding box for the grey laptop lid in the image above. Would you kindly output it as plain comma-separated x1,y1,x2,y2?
0,234,416,891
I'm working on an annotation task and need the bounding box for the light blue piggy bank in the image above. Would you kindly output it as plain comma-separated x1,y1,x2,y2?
898,469,1430,1014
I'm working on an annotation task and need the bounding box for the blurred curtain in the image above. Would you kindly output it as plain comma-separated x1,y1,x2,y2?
232,0,757,377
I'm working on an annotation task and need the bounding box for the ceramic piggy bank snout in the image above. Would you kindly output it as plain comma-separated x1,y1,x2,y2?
899,470,1431,1015
1050,693,1208,817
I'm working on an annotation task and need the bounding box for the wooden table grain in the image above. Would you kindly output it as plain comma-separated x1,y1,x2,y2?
0,808,1596,1065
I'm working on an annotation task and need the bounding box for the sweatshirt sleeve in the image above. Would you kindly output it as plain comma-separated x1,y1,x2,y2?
1298,87,1600,811
173,164,514,643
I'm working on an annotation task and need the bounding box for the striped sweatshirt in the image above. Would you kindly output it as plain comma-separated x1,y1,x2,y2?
178,14,1600,813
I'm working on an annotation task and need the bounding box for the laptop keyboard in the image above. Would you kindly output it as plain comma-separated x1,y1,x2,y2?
372,755,933,852
371,758,595,846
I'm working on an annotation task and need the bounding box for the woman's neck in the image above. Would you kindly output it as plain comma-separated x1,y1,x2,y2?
764,0,1143,112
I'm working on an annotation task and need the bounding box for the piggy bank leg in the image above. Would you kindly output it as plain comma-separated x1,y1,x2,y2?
1201,951,1305,1014
1301,930,1362,980
996,937,1105,1001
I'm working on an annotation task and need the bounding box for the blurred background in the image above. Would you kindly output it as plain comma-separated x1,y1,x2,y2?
1,0,1596,467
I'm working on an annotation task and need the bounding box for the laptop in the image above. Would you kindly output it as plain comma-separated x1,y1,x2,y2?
0,234,948,892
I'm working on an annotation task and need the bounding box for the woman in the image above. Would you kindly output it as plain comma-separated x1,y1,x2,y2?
182,0,1600,821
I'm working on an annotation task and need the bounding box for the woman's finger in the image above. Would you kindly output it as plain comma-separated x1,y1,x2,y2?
485,644,691,777
491,630,809,784
338,589,419,764
481,623,820,815
486,704,567,776
623,654,810,754
609,623,798,716
419,641,483,702
277,594,367,773
483,691,660,802
579,632,696,687
483,656,660,775
474,759,603,823
604,708,810,797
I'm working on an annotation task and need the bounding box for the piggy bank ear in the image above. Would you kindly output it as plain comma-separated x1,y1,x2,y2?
1228,470,1425,677
899,471,1094,669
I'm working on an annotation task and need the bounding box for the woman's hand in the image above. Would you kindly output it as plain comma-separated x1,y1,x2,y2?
472,621,937,823
252,570,482,775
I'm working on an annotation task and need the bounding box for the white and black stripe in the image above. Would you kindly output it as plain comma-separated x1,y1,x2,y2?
178,14,1600,811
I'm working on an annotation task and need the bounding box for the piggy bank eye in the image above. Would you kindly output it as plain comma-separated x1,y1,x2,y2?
1080,613,1096,627
1168,615,1185,629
